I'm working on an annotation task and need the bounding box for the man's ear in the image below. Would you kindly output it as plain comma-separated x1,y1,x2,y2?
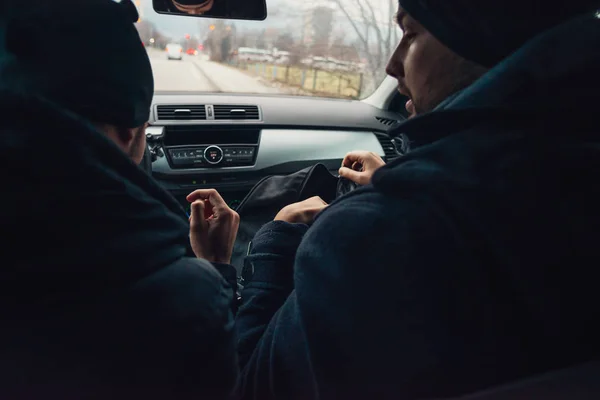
116,127,137,146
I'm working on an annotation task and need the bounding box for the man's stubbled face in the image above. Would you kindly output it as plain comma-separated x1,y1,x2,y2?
386,7,488,117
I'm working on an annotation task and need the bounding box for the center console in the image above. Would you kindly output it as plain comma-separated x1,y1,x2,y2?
147,124,380,212
147,125,262,210
167,145,256,168
161,125,260,168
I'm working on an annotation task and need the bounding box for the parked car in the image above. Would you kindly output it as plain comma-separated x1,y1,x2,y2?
273,51,291,65
236,47,272,63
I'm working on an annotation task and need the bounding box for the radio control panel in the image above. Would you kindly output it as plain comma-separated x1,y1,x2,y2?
167,145,256,168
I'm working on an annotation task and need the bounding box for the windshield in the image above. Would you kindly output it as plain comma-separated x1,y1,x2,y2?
135,0,400,99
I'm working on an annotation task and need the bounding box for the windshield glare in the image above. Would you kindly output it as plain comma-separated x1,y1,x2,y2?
135,0,400,99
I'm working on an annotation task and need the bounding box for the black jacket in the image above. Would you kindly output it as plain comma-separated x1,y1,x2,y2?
0,91,238,399
235,14,600,399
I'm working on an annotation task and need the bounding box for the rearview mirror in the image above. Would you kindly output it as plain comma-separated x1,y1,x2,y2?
152,0,267,21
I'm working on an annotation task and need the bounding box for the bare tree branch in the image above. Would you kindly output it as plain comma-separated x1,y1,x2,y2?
385,0,395,53
331,0,398,93
364,0,385,65
332,0,369,49
351,0,380,81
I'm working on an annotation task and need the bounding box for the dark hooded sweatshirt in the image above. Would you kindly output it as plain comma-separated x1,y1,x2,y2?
0,91,238,400
235,14,600,400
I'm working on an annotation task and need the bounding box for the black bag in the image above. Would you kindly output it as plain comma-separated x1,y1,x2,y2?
231,163,358,273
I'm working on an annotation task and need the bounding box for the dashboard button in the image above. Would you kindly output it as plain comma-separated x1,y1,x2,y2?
204,145,224,164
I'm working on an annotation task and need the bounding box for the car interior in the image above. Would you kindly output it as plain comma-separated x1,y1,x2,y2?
137,0,598,397
145,80,407,214
141,0,410,216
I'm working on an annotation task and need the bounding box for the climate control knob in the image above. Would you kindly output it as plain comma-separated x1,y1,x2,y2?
204,145,224,165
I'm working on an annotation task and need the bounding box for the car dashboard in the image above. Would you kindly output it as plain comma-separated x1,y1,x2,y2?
148,92,404,212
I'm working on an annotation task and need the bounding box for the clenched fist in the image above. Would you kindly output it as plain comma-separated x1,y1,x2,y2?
187,189,240,264
339,150,386,185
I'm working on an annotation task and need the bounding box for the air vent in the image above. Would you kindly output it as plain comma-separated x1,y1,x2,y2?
376,134,400,161
213,105,260,120
156,105,206,120
376,116,400,127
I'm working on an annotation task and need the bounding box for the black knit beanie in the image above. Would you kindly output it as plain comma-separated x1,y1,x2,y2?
399,0,599,67
1,0,153,128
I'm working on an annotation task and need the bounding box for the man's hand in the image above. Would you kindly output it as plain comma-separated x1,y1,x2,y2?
187,189,240,264
274,196,328,224
339,151,386,185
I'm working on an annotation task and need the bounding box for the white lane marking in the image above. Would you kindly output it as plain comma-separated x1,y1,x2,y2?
190,63,203,82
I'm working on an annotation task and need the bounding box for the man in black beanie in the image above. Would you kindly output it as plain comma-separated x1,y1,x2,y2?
386,1,600,118
2,0,155,163
341,1,600,179
0,1,240,399
231,0,600,399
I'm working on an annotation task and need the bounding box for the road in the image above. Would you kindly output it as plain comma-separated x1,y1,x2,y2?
147,48,281,94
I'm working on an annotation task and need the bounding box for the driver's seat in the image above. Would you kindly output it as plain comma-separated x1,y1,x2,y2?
452,360,600,400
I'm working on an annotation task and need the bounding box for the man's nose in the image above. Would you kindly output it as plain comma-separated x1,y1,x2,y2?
386,49,404,79
386,61,404,80
385,63,395,78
